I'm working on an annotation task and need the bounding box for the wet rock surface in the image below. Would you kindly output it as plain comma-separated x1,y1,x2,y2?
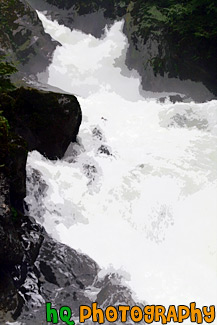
0,178,42,322
0,173,23,267
16,234,139,325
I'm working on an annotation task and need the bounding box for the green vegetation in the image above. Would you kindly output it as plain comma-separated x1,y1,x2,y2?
129,0,217,81
11,206,18,221
45,0,216,91
0,59,12,167
0,57,17,169
163,0,217,65
45,0,130,18
0,58,17,92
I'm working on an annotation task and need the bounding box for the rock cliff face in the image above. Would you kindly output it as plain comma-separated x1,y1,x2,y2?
0,87,82,321
16,228,138,324
0,0,58,83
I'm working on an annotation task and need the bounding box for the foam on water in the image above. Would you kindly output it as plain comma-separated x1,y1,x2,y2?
26,12,217,315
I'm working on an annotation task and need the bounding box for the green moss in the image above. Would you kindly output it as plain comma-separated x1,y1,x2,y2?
0,112,10,135
147,57,166,76
11,207,18,221
0,58,17,92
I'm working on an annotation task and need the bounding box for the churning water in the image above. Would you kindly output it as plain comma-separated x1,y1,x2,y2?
26,11,217,316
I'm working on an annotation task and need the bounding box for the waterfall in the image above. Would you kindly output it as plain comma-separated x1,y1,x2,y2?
25,11,217,313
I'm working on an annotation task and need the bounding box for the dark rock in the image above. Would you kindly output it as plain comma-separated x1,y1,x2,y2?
0,87,81,211
98,145,111,156
83,164,98,183
169,95,184,104
96,273,135,307
8,134,28,212
158,97,166,103
0,174,40,322
0,269,24,323
92,127,104,141
0,173,23,267
10,87,82,160
15,227,139,324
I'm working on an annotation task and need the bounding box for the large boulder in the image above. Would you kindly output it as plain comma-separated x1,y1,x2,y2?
0,87,81,210
10,87,82,160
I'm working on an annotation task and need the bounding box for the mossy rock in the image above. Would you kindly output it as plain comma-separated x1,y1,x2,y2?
0,0,58,78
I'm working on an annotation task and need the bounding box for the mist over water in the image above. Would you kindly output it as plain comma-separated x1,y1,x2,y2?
26,12,217,315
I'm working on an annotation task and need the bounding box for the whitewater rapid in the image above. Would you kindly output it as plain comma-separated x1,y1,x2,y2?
26,11,217,318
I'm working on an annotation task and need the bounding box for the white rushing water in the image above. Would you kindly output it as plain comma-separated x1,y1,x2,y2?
26,12,217,318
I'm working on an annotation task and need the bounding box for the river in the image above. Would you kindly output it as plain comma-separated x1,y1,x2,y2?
25,11,217,318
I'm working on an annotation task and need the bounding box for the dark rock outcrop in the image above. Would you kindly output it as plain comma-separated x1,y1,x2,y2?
0,173,23,267
10,87,82,160
0,213,138,324
0,201,42,323
0,87,81,210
